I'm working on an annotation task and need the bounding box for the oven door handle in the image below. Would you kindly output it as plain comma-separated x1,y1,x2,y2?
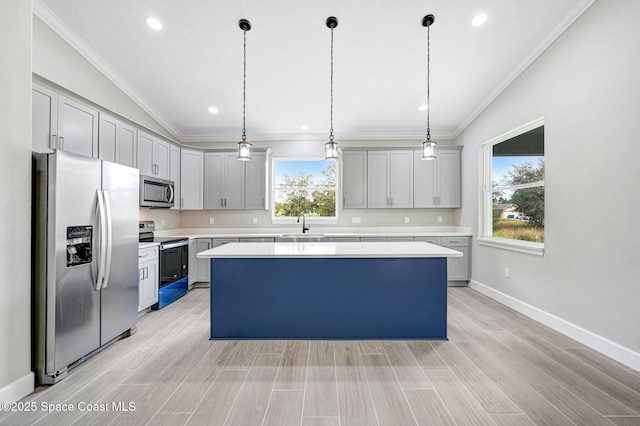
160,240,188,250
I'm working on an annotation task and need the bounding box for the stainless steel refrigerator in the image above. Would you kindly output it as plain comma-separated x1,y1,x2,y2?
33,150,139,384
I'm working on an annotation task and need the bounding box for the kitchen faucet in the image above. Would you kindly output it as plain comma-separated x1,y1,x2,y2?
297,214,310,233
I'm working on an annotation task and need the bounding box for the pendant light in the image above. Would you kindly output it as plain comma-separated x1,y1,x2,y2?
324,16,339,161
421,14,436,161
237,19,252,161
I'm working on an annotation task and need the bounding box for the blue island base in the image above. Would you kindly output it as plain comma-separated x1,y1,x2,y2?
210,257,447,340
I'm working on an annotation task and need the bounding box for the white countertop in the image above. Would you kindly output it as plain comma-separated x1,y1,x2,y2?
156,226,472,240
197,241,463,259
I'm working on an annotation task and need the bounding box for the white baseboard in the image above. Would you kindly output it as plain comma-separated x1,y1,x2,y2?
469,279,640,372
0,372,34,402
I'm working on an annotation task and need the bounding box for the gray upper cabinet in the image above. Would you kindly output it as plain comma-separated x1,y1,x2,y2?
117,123,137,168
137,130,170,180
342,151,367,208
180,148,204,210
367,150,413,208
414,147,461,208
32,83,58,154
57,95,99,158
170,145,181,211
99,114,139,168
34,88,100,157
204,152,245,210
98,113,118,163
245,151,267,210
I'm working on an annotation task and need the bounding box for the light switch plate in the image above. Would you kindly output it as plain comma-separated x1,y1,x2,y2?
404,217,410,224
437,215,443,223
209,218,215,225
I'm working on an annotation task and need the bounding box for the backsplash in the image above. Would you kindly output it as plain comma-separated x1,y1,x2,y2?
139,208,181,230
179,208,457,229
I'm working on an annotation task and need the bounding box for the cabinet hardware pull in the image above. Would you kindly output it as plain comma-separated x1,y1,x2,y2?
181,197,184,208
59,137,64,150
50,135,57,150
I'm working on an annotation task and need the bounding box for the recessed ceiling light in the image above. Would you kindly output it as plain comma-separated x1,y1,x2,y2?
418,105,428,111
208,106,219,114
300,125,309,131
146,17,163,31
472,13,488,27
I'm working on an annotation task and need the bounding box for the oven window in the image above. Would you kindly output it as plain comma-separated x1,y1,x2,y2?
160,246,185,287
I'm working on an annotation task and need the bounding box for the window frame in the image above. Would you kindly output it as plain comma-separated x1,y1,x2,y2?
270,157,339,225
478,117,545,256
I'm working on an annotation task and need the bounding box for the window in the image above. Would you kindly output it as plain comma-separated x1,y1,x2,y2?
479,118,545,255
272,159,337,223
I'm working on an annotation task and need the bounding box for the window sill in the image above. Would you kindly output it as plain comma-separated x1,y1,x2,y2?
477,237,544,256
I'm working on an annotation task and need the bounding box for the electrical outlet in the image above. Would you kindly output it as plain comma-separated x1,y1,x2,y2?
252,217,258,225
351,217,361,224
161,218,165,226
404,216,410,224
209,218,215,225
504,267,510,278
437,215,443,223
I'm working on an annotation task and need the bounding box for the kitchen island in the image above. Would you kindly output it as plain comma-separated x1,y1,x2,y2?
197,241,462,340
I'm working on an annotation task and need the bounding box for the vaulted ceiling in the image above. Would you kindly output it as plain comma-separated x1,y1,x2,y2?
35,0,594,143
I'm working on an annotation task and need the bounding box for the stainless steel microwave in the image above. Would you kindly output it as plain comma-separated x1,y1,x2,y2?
140,175,175,208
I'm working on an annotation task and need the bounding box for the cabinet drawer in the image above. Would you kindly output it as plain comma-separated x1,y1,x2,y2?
138,247,158,263
414,237,441,245
441,237,469,247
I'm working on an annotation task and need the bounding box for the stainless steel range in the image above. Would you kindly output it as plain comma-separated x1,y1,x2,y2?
139,221,188,309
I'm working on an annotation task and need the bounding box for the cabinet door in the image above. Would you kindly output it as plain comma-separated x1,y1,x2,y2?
446,246,469,281
413,150,437,208
245,151,266,209
32,84,58,153
204,152,224,209
181,149,204,210
223,152,245,209
153,139,171,180
139,259,159,311
188,239,197,287
389,150,413,208
195,239,212,282
137,131,154,176
367,151,390,208
342,151,367,208
117,123,137,168
437,149,461,208
170,145,181,210
98,113,118,162
58,95,99,158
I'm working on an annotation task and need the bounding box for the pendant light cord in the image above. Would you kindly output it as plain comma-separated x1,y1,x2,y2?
242,28,247,141
329,25,335,142
426,23,431,141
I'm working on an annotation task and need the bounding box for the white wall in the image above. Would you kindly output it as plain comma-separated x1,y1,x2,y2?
0,0,35,401
457,0,640,363
32,16,176,141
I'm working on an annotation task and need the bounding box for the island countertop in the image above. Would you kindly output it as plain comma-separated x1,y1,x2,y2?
197,241,463,259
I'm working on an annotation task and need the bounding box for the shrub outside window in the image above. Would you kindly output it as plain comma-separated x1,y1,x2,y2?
272,159,337,223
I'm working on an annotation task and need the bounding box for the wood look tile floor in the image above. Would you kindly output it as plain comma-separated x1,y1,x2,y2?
3,287,640,425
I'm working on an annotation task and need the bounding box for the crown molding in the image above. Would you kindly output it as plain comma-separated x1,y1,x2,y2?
451,0,596,139
33,0,183,140
180,130,454,143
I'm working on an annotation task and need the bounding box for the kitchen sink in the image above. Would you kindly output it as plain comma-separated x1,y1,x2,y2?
278,233,325,242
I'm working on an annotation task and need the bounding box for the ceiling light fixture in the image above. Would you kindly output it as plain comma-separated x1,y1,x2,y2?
237,19,252,161
146,17,163,31
472,13,488,27
418,104,428,111
324,16,339,161
208,106,219,114
421,14,437,161
300,125,309,131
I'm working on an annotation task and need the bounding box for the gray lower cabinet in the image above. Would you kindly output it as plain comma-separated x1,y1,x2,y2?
138,246,159,312
415,236,470,283
194,238,213,283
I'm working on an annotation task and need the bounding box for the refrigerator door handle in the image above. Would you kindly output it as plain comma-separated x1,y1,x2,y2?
95,190,108,291
101,190,114,288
